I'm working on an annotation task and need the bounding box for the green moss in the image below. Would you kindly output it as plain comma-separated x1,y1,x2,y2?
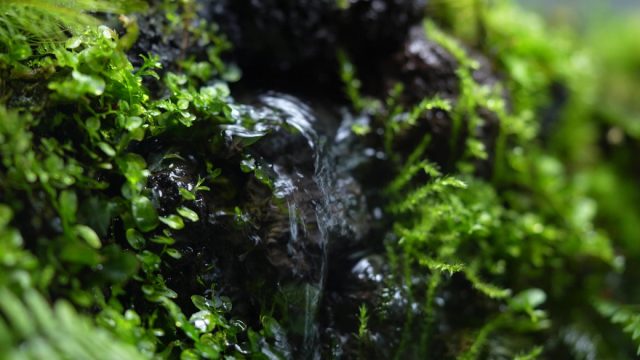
343,1,634,358
0,3,287,357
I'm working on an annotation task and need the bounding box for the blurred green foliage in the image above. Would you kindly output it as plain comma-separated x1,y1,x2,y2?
374,1,640,358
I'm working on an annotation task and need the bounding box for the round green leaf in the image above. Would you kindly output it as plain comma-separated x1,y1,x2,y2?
126,228,146,250
189,310,216,333
166,248,182,259
131,196,159,232
177,207,199,222
98,142,116,157
159,215,184,230
150,235,175,245
74,224,101,249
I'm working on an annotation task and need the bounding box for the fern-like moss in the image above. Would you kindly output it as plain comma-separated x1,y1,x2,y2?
0,287,146,360
0,0,146,41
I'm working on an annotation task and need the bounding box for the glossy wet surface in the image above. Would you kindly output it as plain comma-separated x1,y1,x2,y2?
129,1,503,358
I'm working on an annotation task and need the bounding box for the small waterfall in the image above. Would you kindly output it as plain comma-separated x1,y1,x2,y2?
259,94,335,358
223,92,365,358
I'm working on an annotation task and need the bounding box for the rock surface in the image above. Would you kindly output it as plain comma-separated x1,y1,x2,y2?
130,1,505,357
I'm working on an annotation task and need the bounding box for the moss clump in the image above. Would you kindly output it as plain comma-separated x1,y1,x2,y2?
333,2,640,358
0,3,288,358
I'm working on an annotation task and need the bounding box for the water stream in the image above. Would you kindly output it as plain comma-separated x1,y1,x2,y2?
263,94,332,359
220,92,370,358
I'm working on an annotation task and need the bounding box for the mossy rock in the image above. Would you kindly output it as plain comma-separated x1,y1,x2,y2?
1,0,640,359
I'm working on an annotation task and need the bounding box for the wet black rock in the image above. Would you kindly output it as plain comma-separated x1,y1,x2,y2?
385,25,461,100
138,93,372,357
127,8,183,71
208,0,427,94
228,94,371,281
381,25,502,176
128,1,511,357
209,0,336,71
148,156,205,216
341,0,428,51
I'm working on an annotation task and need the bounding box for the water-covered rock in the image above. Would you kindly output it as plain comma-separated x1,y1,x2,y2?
139,93,372,357
130,2,508,357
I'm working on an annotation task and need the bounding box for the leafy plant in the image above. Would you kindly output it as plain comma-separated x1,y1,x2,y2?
334,6,624,358
596,300,640,356
0,287,146,360
0,0,146,43
0,1,285,356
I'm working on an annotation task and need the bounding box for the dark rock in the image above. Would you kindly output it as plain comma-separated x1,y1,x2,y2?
208,0,427,95
139,93,371,357
381,25,503,176
128,8,183,71
385,25,461,101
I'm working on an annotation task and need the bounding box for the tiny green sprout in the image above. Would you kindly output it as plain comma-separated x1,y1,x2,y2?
358,304,369,340
179,187,196,201
206,162,223,180
336,0,350,10
233,207,250,226
337,49,366,112
74,225,101,249
150,235,175,245
240,155,273,188
179,178,210,201
136,54,162,80
177,206,200,222
126,228,146,250
159,215,185,230
131,196,159,232
351,123,371,136
195,177,211,192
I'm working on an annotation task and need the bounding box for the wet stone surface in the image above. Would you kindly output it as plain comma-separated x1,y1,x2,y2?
130,1,506,357
381,25,502,176
139,93,375,357
127,0,429,95
387,25,461,100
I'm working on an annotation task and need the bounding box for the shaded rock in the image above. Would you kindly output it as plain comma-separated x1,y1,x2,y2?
208,0,427,95
381,25,503,176
139,93,371,358
127,7,183,71
385,25,461,100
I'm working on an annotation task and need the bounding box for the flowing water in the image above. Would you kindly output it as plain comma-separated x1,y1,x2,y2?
220,92,371,358
247,94,332,358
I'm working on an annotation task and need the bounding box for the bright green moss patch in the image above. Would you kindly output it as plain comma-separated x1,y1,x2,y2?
0,3,289,357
